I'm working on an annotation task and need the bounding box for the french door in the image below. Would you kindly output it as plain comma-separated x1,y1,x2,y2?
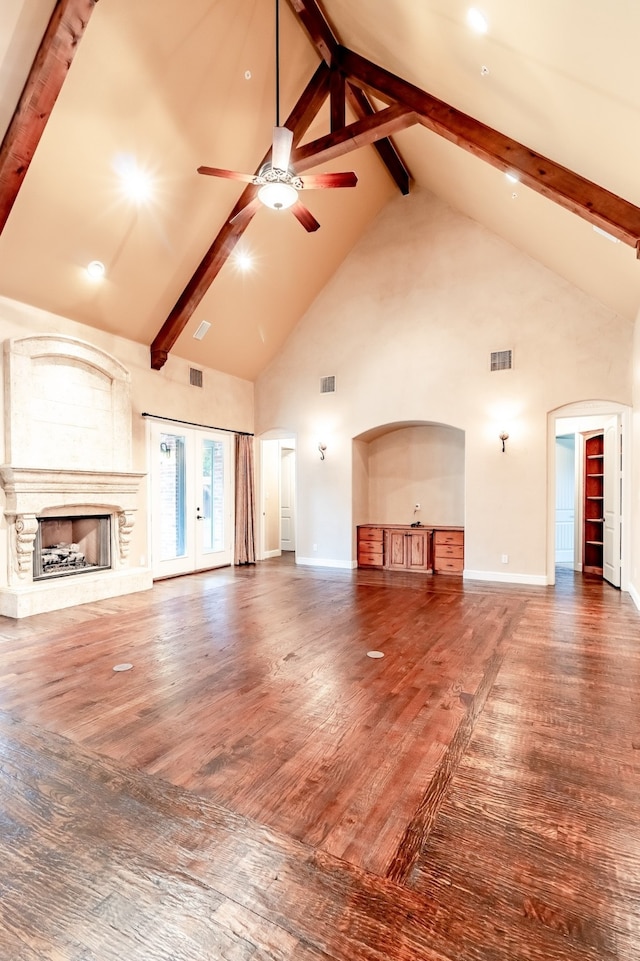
150,421,233,578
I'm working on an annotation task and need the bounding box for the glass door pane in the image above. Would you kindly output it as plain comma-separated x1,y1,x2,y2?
159,432,187,560
200,438,225,553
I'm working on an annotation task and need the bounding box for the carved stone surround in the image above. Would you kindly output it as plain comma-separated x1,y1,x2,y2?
1,468,144,582
0,335,152,618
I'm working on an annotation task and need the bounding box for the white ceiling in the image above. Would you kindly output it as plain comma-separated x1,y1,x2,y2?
1,0,639,381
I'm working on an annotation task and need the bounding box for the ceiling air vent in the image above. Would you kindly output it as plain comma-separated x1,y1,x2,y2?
490,349,513,372
189,368,203,388
320,375,336,394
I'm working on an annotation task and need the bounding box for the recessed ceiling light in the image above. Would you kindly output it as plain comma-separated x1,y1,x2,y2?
244,70,252,80
193,320,211,340
234,251,254,272
467,8,488,33
86,260,105,280
113,154,153,203
480,65,490,76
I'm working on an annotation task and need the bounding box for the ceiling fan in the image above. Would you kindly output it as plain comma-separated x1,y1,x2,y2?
196,0,357,232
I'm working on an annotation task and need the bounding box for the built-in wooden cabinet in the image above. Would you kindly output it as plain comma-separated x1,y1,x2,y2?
385,528,431,572
357,525,463,575
583,432,604,576
433,530,464,574
356,526,384,568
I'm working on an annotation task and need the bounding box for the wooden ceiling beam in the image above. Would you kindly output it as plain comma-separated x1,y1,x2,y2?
150,63,332,370
285,0,411,196
291,104,417,173
345,83,411,195
0,0,99,235
338,46,640,252
285,0,338,66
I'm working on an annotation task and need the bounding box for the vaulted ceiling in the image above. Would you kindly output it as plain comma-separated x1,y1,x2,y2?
2,0,640,382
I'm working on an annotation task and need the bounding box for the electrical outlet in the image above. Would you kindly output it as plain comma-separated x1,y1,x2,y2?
501,554,508,564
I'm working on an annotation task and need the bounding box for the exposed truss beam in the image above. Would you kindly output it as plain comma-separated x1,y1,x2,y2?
0,0,99,235
150,63,332,370
338,46,640,253
285,0,411,195
345,83,411,195
290,104,417,173
285,0,338,65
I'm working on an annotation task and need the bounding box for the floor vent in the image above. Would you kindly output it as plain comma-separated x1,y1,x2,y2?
189,368,203,388
320,375,336,394
490,349,513,371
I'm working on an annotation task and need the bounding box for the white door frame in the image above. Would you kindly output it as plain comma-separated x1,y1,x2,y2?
257,431,297,561
149,419,233,577
547,401,631,590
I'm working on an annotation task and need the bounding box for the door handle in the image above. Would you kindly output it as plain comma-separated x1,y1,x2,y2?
196,508,204,520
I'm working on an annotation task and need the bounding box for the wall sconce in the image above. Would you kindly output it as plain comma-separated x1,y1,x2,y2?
318,442,327,461
499,431,509,453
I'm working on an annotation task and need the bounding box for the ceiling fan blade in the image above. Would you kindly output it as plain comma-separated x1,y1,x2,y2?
299,171,358,190
290,201,320,232
197,166,256,183
271,126,293,171
229,196,262,225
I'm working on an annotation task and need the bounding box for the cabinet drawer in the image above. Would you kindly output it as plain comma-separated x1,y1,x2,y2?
358,528,384,543
434,530,464,546
358,550,384,567
435,557,463,573
434,544,464,559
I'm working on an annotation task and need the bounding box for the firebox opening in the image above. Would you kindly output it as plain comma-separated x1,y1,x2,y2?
33,515,112,580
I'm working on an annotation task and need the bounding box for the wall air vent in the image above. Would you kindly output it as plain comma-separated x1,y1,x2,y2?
189,368,203,388
320,375,336,394
490,349,513,371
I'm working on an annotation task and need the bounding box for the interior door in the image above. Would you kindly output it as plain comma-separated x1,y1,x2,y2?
151,422,232,578
555,436,575,563
603,415,621,587
280,446,295,552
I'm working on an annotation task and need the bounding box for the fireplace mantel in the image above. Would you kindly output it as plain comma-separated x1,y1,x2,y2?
0,467,145,513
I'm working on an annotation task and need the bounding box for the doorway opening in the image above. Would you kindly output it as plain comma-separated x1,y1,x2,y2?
548,402,630,591
259,434,296,560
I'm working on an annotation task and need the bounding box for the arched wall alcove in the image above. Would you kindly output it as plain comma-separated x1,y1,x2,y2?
352,421,466,537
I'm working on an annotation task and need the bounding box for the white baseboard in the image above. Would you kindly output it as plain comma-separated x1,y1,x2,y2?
296,557,356,570
629,581,640,612
263,549,281,559
464,569,548,587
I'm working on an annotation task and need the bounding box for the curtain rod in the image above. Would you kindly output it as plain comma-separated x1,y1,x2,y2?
141,412,253,437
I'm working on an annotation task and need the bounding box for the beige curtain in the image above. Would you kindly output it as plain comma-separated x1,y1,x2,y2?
234,434,256,565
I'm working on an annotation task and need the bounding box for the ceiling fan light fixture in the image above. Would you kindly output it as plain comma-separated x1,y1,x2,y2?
258,181,298,210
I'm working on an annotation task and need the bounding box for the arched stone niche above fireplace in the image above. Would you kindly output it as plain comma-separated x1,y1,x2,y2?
4,334,132,471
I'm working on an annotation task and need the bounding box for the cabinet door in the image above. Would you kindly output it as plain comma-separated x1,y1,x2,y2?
386,530,408,570
406,530,431,571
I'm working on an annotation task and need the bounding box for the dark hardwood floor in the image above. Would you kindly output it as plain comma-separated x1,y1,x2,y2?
0,559,638,959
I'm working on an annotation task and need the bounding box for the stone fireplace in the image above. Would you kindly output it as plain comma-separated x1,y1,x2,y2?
0,335,152,618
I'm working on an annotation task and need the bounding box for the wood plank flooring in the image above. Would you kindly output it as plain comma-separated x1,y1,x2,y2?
0,558,638,959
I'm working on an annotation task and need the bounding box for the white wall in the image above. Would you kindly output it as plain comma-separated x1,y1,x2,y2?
255,188,634,584
0,295,254,581
632,307,640,608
